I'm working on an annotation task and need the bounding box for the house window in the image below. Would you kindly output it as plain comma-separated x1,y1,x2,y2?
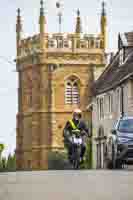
100,98,104,119
116,88,122,115
108,94,113,114
65,78,80,104
97,97,104,120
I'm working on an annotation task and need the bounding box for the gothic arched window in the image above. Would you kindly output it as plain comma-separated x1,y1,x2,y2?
65,77,80,104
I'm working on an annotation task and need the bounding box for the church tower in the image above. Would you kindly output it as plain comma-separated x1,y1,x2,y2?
16,1,107,170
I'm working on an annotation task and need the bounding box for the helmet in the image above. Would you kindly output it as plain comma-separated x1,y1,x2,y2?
73,108,82,119
73,108,82,114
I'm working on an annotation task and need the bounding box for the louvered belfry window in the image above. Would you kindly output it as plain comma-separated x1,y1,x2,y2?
65,77,80,104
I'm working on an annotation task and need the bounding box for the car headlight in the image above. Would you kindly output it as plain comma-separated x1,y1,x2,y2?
117,137,126,144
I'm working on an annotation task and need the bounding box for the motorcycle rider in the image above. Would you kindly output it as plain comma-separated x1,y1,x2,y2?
63,108,90,164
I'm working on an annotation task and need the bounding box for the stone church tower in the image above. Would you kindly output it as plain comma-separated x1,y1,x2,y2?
16,1,107,170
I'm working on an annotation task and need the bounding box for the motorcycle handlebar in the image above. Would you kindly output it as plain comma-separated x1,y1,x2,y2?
72,130,80,132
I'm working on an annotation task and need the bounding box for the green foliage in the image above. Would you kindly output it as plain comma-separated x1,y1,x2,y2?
83,138,93,169
48,151,70,170
48,140,93,170
0,144,5,157
0,143,16,172
0,153,16,172
6,154,16,171
2,157,6,168
0,157,6,172
0,143,6,172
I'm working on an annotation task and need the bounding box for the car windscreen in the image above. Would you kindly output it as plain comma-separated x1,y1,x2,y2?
118,119,133,133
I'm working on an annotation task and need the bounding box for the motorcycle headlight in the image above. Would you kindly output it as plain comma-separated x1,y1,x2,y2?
117,137,121,143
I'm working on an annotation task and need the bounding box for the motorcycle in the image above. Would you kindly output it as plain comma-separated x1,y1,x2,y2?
70,129,83,169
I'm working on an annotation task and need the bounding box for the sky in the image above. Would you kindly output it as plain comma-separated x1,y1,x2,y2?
0,0,133,156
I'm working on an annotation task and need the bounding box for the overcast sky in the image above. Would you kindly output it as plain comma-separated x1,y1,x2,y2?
0,0,133,156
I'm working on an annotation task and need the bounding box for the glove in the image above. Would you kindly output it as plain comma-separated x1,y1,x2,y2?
81,130,87,136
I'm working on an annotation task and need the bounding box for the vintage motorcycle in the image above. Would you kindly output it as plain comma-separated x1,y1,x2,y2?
70,129,84,169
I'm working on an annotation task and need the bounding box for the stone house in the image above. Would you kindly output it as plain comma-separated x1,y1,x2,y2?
90,32,133,169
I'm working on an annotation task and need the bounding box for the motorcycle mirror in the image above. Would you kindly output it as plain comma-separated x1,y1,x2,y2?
111,129,117,135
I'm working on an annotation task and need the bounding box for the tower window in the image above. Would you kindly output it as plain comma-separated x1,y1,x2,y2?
65,77,80,104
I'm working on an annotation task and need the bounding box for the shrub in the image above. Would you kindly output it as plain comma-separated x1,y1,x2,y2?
0,153,16,172
48,151,70,170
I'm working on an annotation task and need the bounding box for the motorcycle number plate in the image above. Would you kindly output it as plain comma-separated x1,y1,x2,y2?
73,138,82,144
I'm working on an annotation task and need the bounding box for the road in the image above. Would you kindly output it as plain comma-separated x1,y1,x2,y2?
0,169,133,200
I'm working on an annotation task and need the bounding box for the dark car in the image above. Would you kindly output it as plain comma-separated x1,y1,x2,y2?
105,116,133,169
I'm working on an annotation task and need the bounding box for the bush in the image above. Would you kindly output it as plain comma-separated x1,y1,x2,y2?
0,157,7,172
0,153,16,172
6,154,16,172
48,151,71,170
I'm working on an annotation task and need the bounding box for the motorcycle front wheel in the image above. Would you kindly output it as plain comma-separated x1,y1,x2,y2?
72,146,81,169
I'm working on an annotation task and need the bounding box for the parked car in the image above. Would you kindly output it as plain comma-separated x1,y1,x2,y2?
105,116,133,169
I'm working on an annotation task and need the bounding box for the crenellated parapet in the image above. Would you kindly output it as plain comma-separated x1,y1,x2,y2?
47,33,103,49
16,0,107,60
18,35,42,58
17,33,104,59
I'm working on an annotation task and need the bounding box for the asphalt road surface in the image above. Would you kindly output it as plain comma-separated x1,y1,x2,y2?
0,169,133,200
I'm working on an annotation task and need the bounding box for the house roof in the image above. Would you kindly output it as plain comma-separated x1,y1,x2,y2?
125,32,133,46
93,44,133,96
119,32,133,47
